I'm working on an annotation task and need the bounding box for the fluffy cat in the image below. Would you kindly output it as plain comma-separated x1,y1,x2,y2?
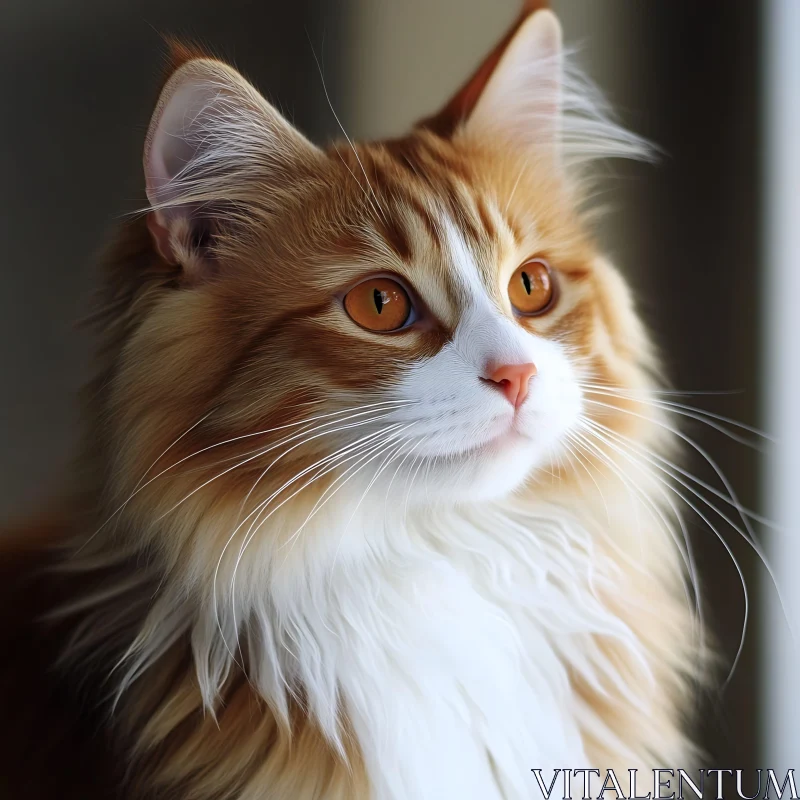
0,5,702,798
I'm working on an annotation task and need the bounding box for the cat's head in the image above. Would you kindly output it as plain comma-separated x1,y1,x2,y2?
99,8,661,557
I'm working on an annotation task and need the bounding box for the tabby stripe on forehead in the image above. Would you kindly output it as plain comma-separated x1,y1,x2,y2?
414,132,473,184
382,137,428,182
380,184,442,250
429,149,472,186
503,211,524,245
382,136,447,195
369,135,491,261
383,137,499,253
381,141,418,181
375,213,413,263
354,142,379,190
363,146,441,258
332,143,380,200
475,195,497,241
404,193,443,251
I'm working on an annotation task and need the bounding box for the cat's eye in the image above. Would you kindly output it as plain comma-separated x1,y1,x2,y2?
508,259,555,316
344,277,412,332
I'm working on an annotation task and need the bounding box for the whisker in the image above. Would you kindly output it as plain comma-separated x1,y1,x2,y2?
384,437,423,521
585,410,777,530
579,384,772,446
82,399,416,550
572,427,704,645
579,420,748,684
278,425,413,554
229,424,409,614
582,397,772,528
570,428,696,597
231,428,409,603
344,431,414,529
327,431,415,578
403,452,428,520
583,416,795,662
155,406,409,521
214,423,406,656
230,411,402,538
563,434,612,526
578,378,746,398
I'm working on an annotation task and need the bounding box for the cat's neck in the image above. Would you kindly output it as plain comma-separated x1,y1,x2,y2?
62,486,679,798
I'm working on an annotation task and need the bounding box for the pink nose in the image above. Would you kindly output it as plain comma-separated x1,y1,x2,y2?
484,362,538,409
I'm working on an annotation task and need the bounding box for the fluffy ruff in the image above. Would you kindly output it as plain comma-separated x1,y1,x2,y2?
0,8,704,799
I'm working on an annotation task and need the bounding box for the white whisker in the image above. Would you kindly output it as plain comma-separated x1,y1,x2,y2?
214,423,407,657
579,384,772,446
582,415,795,670
156,405,410,521
582,420,747,682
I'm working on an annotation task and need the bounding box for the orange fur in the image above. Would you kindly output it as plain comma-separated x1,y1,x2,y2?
1,8,700,798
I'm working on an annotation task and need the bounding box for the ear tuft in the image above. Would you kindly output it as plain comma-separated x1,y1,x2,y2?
162,37,216,77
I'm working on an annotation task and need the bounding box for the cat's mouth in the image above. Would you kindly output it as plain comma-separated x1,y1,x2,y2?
441,422,536,462
393,418,549,501
485,425,537,451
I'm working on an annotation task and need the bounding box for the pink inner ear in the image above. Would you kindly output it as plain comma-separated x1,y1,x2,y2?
143,72,219,269
146,212,179,265
144,77,209,209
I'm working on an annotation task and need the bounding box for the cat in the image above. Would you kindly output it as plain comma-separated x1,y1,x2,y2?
0,4,702,799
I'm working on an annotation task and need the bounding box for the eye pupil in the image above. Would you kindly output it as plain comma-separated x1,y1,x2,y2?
508,259,555,316
344,277,412,332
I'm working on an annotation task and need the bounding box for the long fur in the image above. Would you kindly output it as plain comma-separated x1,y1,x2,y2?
1,9,705,799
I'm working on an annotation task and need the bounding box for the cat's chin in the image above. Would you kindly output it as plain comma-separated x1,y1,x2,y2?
403,432,548,504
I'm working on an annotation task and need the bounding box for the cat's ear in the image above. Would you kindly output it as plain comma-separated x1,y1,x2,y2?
419,4,562,154
144,51,321,275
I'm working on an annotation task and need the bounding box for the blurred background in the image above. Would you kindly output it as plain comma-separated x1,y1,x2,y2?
1,0,797,775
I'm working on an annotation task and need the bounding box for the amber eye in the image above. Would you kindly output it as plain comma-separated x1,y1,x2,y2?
508,259,555,315
344,277,412,332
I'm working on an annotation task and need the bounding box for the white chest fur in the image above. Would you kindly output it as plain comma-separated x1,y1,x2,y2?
329,549,587,799
214,499,649,800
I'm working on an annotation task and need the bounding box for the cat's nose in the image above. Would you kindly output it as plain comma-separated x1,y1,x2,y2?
484,362,538,409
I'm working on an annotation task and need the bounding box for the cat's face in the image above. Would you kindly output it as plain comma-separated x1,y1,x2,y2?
211,133,593,505
104,13,658,536
311,133,591,502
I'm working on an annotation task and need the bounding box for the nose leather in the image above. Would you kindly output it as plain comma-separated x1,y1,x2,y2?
485,363,537,408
